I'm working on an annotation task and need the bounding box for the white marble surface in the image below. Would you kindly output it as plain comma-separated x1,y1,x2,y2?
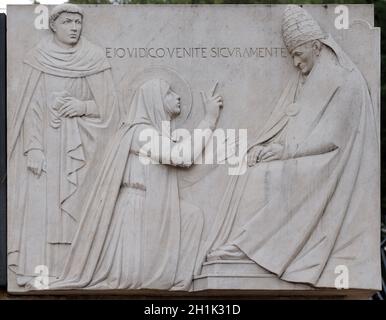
6,4,381,296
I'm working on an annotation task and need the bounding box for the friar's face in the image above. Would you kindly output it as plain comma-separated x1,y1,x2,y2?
291,40,322,76
164,88,181,118
51,12,82,47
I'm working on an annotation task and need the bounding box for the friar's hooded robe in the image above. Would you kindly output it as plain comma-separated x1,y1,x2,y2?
8,36,120,280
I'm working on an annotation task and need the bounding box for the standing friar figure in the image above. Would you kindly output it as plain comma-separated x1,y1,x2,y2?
203,5,380,290
8,4,120,287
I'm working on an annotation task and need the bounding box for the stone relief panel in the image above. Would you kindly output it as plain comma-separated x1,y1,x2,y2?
6,4,380,294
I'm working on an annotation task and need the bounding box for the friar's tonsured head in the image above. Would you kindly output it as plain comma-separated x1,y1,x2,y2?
49,4,84,47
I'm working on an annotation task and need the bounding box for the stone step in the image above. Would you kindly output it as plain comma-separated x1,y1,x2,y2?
193,260,312,291
200,259,273,277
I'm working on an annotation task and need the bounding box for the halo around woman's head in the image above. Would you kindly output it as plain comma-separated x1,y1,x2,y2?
120,66,193,128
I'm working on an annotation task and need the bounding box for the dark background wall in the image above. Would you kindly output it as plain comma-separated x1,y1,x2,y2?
0,13,6,289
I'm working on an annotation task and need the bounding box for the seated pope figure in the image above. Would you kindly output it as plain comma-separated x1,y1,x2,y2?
49,78,223,291
204,5,379,289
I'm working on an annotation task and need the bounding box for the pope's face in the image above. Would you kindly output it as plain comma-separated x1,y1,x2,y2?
52,12,82,46
164,88,181,118
291,41,320,76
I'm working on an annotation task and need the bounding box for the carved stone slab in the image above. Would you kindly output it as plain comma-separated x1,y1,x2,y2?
6,4,380,297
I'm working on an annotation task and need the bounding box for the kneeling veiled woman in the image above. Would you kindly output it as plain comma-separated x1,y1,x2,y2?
49,78,222,290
